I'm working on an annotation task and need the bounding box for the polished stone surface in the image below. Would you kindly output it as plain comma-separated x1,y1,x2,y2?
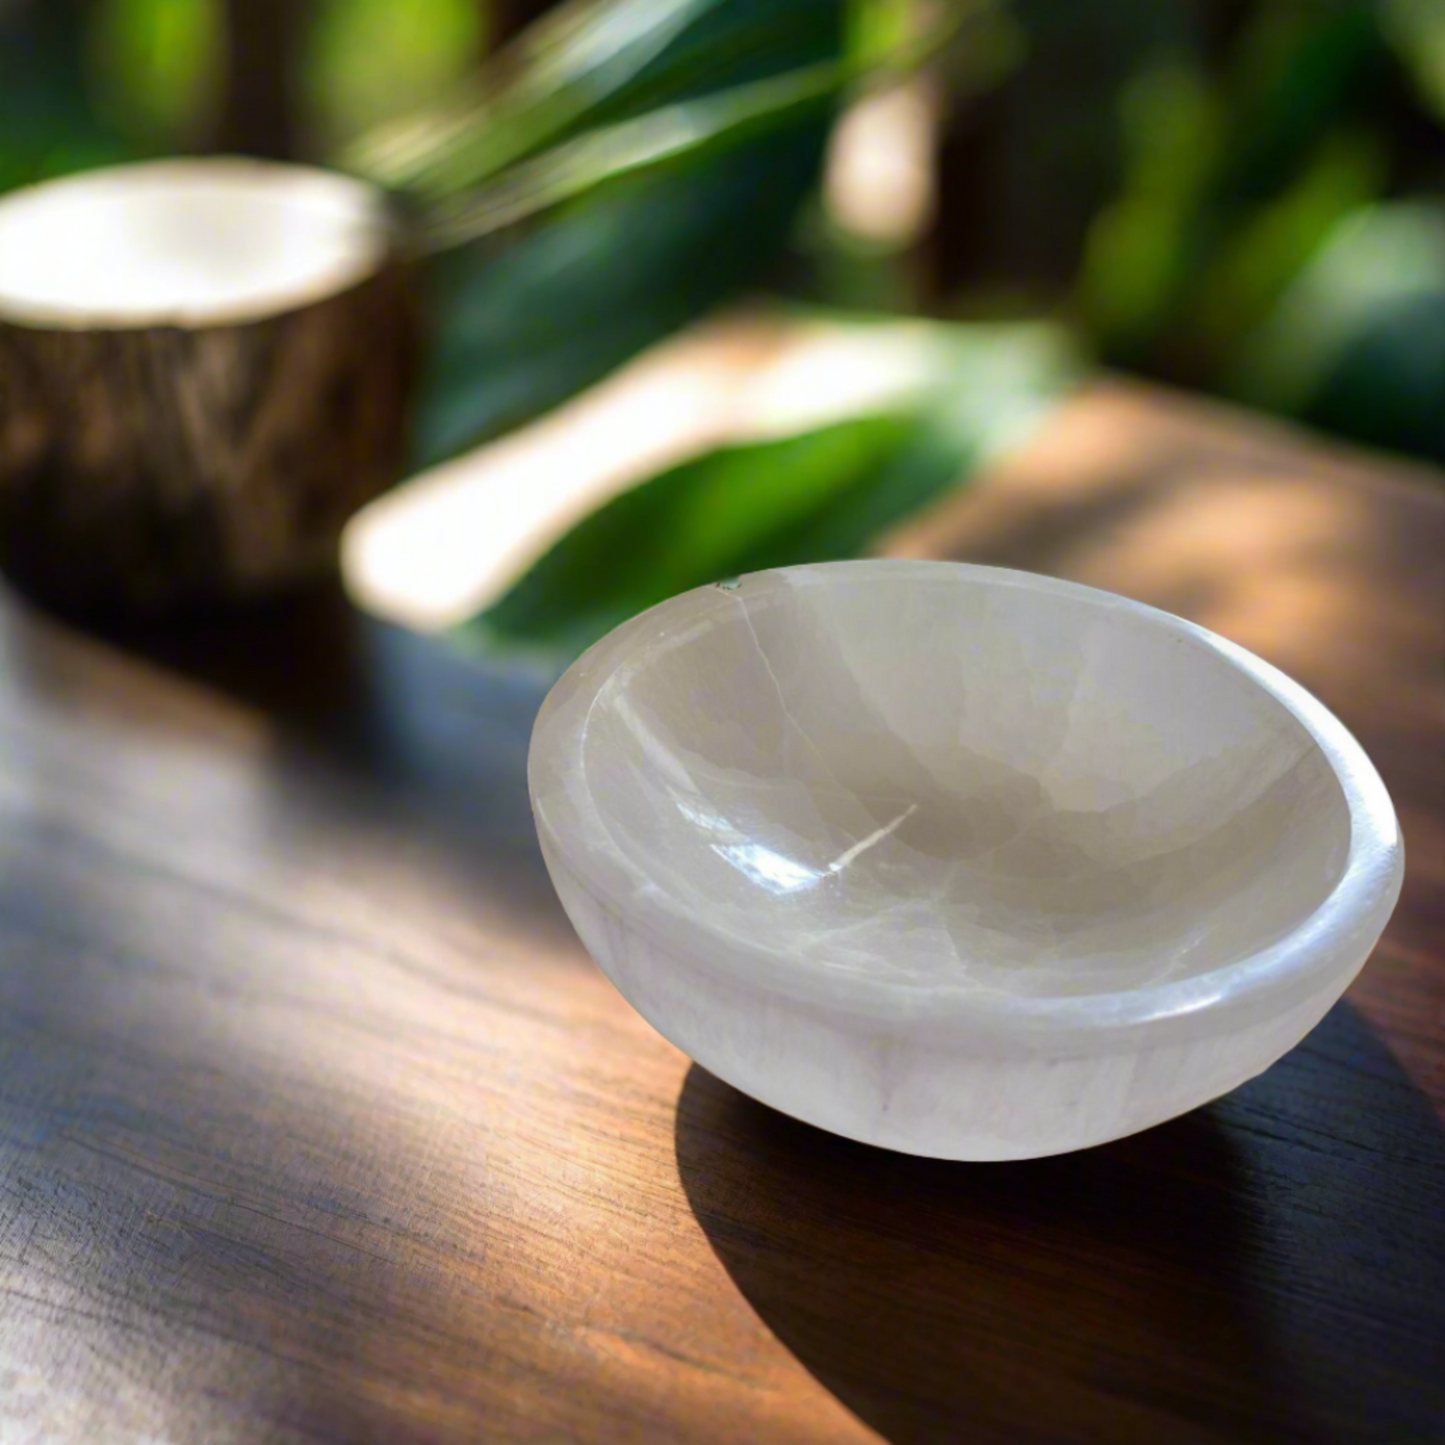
530,562,1403,1159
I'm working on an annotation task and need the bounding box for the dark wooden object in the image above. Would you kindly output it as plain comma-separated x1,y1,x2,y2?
212,0,306,161
0,382,1441,1442
0,255,416,615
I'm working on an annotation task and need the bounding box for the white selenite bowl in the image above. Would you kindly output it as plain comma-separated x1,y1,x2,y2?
529,562,1403,1160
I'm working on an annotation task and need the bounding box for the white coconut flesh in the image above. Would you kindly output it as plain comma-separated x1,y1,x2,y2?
0,159,391,331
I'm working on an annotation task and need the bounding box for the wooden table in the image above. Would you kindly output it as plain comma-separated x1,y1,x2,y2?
1,383,1442,1444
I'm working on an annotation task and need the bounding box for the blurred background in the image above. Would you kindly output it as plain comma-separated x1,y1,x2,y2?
3,0,1442,653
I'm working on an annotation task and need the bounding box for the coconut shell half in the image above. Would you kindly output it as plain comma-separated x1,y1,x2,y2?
0,159,420,614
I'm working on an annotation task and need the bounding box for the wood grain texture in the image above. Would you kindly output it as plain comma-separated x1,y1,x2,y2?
0,381,1442,1443
0,258,417,614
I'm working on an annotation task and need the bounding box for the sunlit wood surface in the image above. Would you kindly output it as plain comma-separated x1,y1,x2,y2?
2,381,1442,1443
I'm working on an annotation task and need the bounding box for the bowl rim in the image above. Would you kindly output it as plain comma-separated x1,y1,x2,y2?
529,560,1403,1042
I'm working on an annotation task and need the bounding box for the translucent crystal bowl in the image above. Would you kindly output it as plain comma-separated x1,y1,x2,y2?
529,562,1402,1160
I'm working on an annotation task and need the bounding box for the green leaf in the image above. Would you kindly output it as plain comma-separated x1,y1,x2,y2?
1076,1,1395,379
1207,0,1386,213
1383,0,1445,123
367,0,966,468
469,416,922,657
345,0,845,202
404,0,850,468
1075,57,1220,359
345,0,709,197
455,320,1080,662
408,3,965,247
90,0,223,144
0,0,135,194
308,0,483,147
416,58,848,247
412,119,831,467
1183,127,1385,365
1227,201,1445,467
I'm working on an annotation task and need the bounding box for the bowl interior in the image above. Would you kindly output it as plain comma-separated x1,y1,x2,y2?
582,567,1352,999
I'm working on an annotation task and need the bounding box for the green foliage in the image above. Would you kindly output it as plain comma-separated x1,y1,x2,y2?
1210,0,1384,212
414,126,831,465
1075,57,1220,358
0,0,134,192
457,319,1079,659
1075,0,1397,382
3,0,1441,480
347,0,849,203
942,0,1202,293
1381,0,1445,124
469,416,924,657
386,0,853,468
309,0,484,147
415,57,851,248
1060,0,1445,475
1229,202,1445,467
89,0,222,142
